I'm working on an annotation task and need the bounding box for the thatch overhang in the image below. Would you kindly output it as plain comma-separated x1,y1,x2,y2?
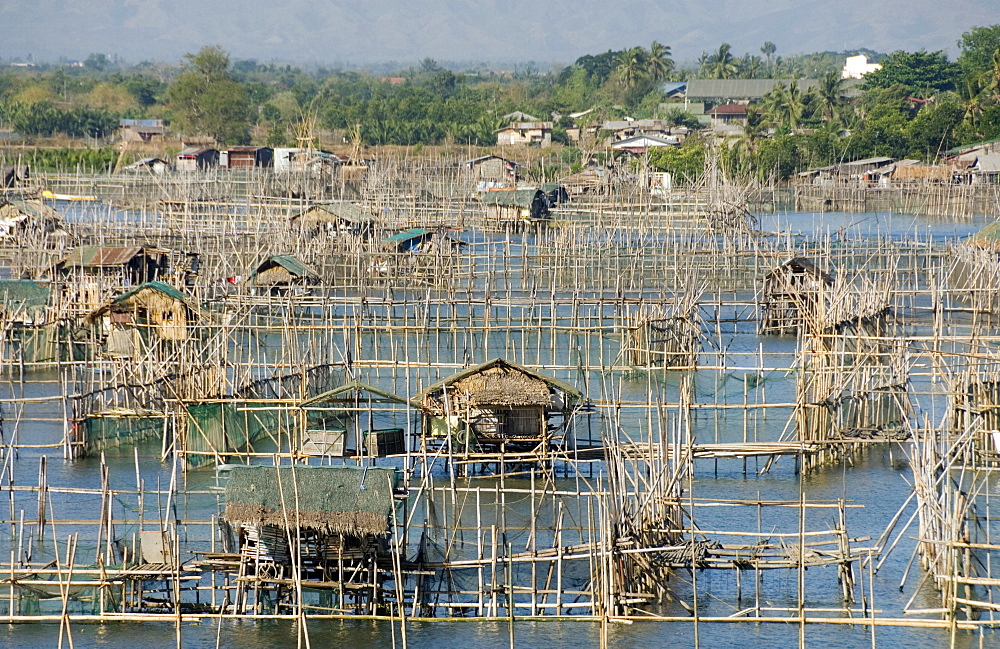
223,465,401,536
416,358,582,416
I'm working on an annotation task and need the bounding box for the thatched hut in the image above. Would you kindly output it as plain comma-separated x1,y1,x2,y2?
87,281,199,356
247,254,320,295
56,246,169,286
289,202,374,239
0,200,65,240
416,358,581,455
222,465,402,606
759,257,835,334
481,187,550,229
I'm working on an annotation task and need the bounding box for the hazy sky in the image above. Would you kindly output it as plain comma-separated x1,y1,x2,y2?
1,0,995,66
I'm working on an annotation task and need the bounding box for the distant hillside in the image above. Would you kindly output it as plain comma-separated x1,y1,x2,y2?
1,0,995,66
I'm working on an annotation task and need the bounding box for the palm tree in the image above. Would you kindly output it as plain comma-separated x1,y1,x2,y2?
761,42,777,70
815,71,847,122
740,55,764,79
615,47,648,89
707,43,739,80
697,52,710,77
762,82,805,130
645,41,674,82
957,76,985,126
983,47,1000,102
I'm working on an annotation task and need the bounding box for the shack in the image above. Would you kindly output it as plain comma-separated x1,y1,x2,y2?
56,246,169,286
222,465,403,613
759,257,835,334
87,281,198,358
289,202,374,238
220,146,273,169
246,254,320,295
481,188,550,228
176,147,219,172
0,200,66,239
416,358,582,462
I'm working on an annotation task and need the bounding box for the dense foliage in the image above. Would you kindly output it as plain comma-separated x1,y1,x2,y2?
0,26,998,180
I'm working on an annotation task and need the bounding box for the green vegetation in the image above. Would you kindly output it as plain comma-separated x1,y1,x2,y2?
0,26,998,181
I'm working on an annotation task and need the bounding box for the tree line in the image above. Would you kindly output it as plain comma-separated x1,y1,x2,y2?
0,25,998,180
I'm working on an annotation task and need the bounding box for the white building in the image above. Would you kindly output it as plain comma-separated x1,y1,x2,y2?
841,55,882,79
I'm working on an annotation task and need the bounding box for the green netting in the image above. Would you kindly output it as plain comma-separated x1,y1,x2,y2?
185,401,290,468
83,415,164,453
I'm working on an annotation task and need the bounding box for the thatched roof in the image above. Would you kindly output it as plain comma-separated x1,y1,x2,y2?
417,358,582,414
223,465,401,536
768,257,835,284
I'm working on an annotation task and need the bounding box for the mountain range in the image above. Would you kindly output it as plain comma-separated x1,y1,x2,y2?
1,0,995,67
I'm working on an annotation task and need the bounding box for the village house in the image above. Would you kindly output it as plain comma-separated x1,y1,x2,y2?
118,119,168,143
220,146,274,170
176,147,219,172
611,134,681,155
464,155,520,186
841,55,882,79
496,121,553,147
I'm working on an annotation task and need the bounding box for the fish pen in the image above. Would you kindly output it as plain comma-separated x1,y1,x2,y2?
0,157,998,648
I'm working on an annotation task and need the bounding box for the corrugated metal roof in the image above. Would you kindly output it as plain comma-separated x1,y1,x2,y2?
687,78,862,100
62,247,143,267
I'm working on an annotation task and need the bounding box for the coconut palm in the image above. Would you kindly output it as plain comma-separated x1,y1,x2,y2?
761,41,777,70
645,41,674,81
814,71,847,122
762,82,805,130
707,43,739,80
740,55,764,79
983,47,1000,102
615,47,648,89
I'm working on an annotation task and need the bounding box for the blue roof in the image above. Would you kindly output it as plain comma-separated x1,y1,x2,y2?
660,82,687,95
382,228,433,244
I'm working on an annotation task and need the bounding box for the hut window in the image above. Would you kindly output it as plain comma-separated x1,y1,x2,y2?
504,408,541,437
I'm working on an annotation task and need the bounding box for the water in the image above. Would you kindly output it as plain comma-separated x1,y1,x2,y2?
2,208,996,647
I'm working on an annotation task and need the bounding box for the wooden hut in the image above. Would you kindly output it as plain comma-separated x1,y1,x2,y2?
759,257,835,334
246,254,320,295
222,465,403,613
371,229,463,281
220,146,273,169
416,358,582,461
481,187,550,229
0,200,65,239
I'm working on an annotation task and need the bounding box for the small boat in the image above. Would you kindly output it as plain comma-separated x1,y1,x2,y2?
41,189,98,201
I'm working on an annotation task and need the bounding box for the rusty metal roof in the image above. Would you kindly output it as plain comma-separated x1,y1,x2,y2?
62,246,144,267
